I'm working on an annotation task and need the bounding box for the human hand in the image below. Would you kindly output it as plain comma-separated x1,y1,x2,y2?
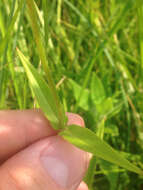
0,109,89,190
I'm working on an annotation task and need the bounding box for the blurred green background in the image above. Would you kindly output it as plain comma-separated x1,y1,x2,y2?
0,0,143,189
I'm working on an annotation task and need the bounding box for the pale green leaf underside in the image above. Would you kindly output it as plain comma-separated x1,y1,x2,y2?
17,49,59,129
60,125,143,175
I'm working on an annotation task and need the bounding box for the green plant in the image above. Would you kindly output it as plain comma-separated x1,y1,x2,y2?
17,0,142,178
1,0,143,189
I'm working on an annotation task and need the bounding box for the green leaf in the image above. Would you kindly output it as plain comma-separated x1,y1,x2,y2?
68,79,90,110
17,49,62,130
26,0,66,129
91,73,106,104
60,125,143,175
96,97,113,116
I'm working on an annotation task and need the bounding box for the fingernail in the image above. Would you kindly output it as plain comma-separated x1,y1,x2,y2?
40,136,88,190
66,113,85,127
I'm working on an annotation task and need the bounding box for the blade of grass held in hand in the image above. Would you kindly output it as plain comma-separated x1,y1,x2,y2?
17,48,65,130
26,0,66,129
60,125,143,175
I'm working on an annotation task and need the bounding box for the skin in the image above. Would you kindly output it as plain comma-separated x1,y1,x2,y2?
0,109,89,190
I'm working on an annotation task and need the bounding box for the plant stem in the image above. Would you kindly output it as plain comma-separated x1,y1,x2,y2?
26,0,65,129
137,0,143,76
57,0,62,26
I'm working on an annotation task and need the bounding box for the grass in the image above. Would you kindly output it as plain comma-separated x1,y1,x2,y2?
0,0,143,189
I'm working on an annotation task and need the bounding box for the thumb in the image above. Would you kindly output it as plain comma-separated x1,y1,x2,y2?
0,135,89,190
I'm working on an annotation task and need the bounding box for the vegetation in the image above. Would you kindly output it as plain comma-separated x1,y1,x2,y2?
0,0,143,189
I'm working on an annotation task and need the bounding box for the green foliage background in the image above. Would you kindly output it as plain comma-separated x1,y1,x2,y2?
0,0,143,189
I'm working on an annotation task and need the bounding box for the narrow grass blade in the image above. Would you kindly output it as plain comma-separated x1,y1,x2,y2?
64,0,87,22
0,0,24,54
17,49,62,130
137,0,143,70
60,125,143,175
26,0,66,128
84,156,97,189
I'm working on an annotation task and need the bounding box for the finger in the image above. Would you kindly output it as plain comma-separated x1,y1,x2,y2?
0,136,89,190
0,109,84,162
77,182,89,190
